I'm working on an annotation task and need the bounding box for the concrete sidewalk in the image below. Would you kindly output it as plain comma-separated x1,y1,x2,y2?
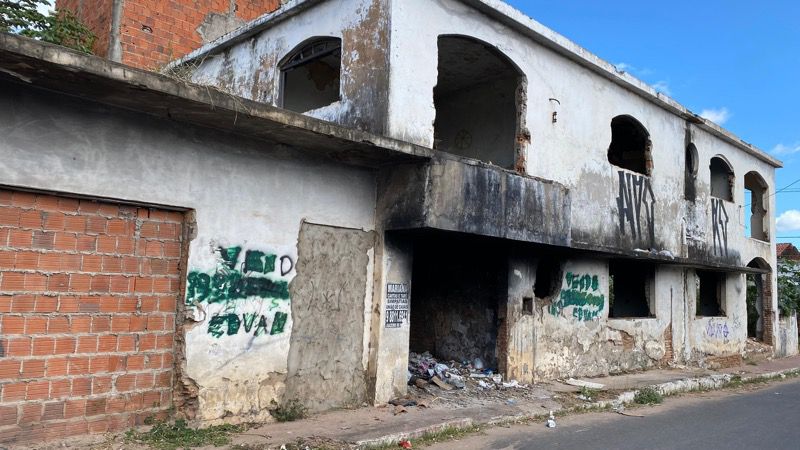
217,354,800,449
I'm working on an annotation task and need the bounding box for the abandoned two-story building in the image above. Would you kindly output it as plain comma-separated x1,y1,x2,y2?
0,0,796,443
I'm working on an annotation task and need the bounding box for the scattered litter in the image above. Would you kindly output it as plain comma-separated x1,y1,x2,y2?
389,398,418,407
492,374,503,384
506,398,517,405
414,378,429,388
398,440,413,449
393,405,408,415
546,411,557,428
469,373,491,379
477,380,491,389
431,376,454,391
502,380,519,388
565,378,605,390
473,358,485,370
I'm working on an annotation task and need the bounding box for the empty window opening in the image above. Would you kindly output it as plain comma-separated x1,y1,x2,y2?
280,37,341,113
709,156,734,201
534,257,562,299
409,233,507,371
744,171,768,241
685,143,699,201
696,270,726,317
522,297,533,315
607,115,652,175
433,35,525,170
608,260,654,318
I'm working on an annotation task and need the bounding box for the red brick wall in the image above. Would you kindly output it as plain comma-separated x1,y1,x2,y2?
56,0,115,57
0,189,184,445
58,0,282,70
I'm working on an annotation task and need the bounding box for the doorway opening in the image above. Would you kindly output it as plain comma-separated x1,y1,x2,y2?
408,232,507,371
746,258,772,342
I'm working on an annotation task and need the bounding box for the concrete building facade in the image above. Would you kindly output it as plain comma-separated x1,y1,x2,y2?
0,0,796,444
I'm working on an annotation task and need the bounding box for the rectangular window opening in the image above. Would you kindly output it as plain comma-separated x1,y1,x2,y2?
608,260,655,319
696,270,726,317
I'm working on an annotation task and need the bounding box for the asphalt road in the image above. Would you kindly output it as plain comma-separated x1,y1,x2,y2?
429,378,800,450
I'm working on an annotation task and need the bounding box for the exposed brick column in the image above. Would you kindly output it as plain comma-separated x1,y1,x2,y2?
762,272,775,346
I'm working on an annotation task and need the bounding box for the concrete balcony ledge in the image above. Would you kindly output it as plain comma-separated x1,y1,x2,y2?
380,156,571,246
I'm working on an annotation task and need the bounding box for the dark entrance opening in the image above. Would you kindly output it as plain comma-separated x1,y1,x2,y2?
746,258,771,342
409,232,507,370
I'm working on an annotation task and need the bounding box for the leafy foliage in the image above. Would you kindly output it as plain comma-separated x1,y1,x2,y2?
124,418,242,450
0,0,95,53
270,399,308,422
633,386,663,405
778,259,800,316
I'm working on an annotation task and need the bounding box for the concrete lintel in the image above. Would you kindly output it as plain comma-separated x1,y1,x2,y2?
0,33,433,169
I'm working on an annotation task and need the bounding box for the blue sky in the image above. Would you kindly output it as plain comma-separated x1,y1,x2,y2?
505,0,800,247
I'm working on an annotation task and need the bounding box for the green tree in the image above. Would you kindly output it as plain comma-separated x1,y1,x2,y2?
777,259,800,316
1,0,95,54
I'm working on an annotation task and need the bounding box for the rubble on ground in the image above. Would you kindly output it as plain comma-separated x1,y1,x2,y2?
398,352,553,408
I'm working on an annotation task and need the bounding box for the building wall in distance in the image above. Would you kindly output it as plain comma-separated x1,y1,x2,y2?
56,0,282,69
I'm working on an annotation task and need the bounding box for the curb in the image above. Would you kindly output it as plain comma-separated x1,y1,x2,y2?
352,367,800,449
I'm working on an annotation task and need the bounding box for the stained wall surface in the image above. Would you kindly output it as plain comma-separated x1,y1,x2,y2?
0,87,377,423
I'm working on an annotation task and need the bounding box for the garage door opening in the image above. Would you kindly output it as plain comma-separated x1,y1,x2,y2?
408,232,507,372
433,35,526,171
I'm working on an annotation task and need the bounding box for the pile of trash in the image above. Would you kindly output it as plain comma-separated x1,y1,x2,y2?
407,351,528,392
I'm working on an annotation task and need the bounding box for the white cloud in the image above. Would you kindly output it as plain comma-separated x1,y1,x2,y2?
777,210,800,232
651,80,671,95
699,107,731,125
36,1,54,15
772,142,800,155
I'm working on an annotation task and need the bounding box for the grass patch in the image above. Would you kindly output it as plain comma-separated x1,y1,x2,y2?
125,419,242,450
270,399,308,422
579,385,599,400
364,425,483,449
633,386,663,405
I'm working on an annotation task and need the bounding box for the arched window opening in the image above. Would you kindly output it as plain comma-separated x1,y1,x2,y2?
433,35,526,170
745,171,769,241
607,115,652,175
279,37,341,113
709,156,734,201
684,143,698,201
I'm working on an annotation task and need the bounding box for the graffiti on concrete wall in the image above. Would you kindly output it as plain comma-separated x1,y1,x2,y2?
549,272,604,321
616,171,656,244
705,319,730,339
710,198,729,257
187,245,294,338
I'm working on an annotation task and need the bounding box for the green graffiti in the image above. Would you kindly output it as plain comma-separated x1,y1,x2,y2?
242,312,258,333
207,312,287,338
244,250,276,274
208,313,241,338
550,272,605,321
219,246,242,269
270,312,288,335
188,246,292,339
186,268,289,304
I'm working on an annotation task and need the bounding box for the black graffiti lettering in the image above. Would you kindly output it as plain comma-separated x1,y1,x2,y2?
711,198,729,256
280,255,294,276
616,171,656,243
